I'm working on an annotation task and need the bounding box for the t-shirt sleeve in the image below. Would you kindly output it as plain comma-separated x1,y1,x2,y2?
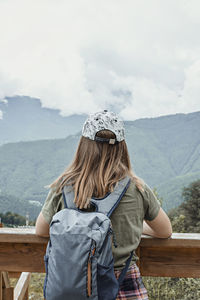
41,188,63,224
142,184,161,221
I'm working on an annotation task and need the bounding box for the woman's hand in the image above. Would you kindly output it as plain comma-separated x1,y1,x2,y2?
143,207,172,238
35,212,50,237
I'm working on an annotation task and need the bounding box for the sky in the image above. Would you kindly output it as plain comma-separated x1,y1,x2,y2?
0,0,200,120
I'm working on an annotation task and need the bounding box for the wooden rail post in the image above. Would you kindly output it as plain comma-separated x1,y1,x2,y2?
0,272,14,300
14,272,31,300
0,271,31,300
0,272,2,300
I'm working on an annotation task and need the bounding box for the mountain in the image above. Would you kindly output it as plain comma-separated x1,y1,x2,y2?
125,112,200,210
0,109,200,219
0,96,86,145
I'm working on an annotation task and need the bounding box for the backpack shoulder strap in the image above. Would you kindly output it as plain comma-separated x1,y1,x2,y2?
62,185,77,209
62,176,131,215
90,176,131,217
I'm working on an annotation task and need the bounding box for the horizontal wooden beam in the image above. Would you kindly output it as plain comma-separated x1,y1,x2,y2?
0,228,200,277
138,233,200,277
0,228,47,244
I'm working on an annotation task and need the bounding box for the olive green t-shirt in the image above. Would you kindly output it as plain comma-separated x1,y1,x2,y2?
41,181,160,270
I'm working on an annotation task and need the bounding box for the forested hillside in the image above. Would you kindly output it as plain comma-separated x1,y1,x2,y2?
126,111,200,210
0,111,200,219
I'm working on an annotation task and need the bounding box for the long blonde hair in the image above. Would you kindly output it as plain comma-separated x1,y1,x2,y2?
50,130,144,209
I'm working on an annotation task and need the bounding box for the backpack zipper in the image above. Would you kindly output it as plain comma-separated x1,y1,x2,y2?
87,241,96,297
112,228,118,248
99,227,118,255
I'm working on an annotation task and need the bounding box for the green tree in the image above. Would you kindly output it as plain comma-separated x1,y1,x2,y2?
153,188,163,207
0,211,26,226
168,179,200,233
170,214,186,233
179,179,200,232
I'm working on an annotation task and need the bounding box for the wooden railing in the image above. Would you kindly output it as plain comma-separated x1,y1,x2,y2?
0,228,200,299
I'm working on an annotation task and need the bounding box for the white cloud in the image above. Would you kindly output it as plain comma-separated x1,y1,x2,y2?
0,99,8,104
0,0,200,119
180,60,200,112
0,110,3,119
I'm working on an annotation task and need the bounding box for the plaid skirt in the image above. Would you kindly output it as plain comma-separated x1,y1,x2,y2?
114,263,148,300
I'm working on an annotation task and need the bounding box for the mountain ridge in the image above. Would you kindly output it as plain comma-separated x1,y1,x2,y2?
0,96,200,219
0,96,87,145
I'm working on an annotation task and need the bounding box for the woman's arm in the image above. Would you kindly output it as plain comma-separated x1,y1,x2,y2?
35,211,50,237
143,207,172,238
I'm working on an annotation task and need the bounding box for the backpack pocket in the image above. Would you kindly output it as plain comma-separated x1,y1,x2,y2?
46,231,98,299
97,259,119,300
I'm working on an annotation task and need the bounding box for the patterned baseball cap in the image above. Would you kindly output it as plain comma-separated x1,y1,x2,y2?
82,110,125,144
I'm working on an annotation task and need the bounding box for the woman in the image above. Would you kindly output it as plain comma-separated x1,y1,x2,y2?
36,110,172,300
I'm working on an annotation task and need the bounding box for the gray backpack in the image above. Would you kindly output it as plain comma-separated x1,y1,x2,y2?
44,176,133,300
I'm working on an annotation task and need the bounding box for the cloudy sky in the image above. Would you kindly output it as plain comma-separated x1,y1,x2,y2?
0,0,200,120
